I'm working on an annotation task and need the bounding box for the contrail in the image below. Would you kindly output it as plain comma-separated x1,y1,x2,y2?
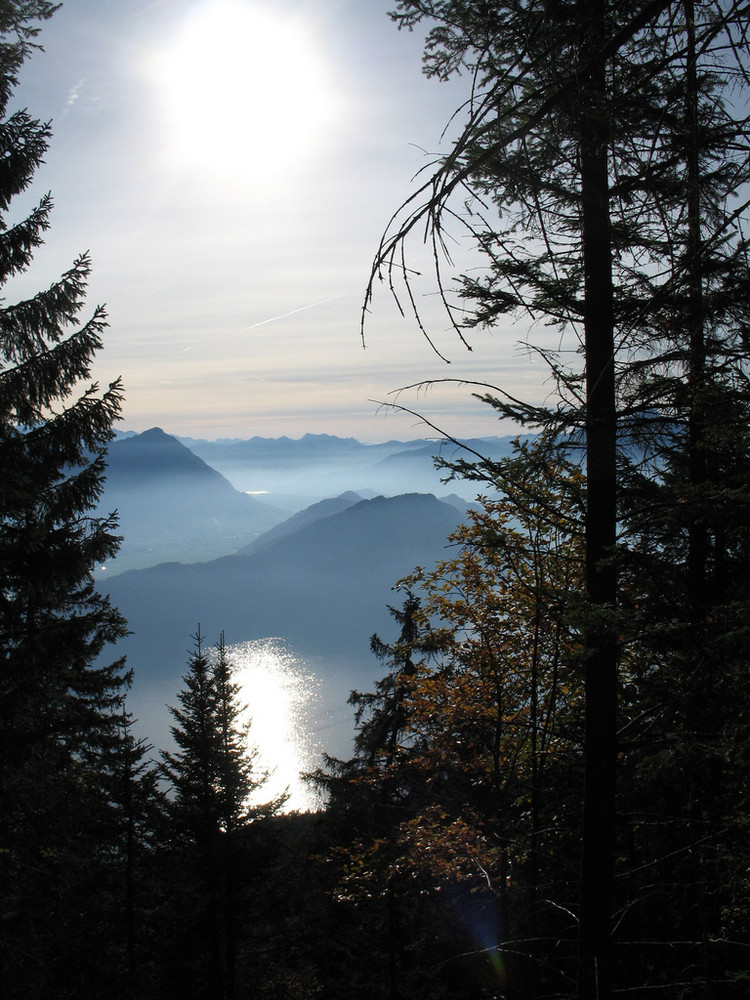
134,0,177,13
243,294,345,331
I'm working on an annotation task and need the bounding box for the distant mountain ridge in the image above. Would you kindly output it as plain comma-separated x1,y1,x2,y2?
106,491,466,754
176,431,523,501
96,429,519,757
98,428,518,575
178,432,425,457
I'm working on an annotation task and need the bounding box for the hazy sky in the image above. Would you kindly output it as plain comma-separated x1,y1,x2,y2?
11,0,547,442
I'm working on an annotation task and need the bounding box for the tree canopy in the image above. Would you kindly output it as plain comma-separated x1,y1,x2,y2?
361,2,750,996
0,3,134,993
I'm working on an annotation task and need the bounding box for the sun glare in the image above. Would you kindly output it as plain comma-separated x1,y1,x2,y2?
154,0,337,183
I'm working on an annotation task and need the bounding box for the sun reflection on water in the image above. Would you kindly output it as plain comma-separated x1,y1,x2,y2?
229,638,324,813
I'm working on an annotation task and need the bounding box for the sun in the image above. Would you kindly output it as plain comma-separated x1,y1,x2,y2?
153,0,337,183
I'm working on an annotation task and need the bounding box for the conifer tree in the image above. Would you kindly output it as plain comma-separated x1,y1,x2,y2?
0,4,130,994
366,3,750,995
105,709,165,993
161,630,284,1000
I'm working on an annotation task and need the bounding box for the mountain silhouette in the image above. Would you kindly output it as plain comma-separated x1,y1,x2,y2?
107,491,465,756
239,491,363,554
98,427,285,572
106,491,464,681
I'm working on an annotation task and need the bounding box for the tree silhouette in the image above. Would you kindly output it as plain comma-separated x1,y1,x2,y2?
161,630,285,1000
366,3,750,994
0,4,130,993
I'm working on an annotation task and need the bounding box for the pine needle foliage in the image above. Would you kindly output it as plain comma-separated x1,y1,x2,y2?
0,3,130,994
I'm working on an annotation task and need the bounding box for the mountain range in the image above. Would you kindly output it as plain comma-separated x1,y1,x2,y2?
94,427,512,757
179,430,521,504
107,489,466,756
108,489,463,668
98,427,515,574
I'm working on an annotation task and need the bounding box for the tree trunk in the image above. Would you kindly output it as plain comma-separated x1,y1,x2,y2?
684,0,708,621
577,0,618,996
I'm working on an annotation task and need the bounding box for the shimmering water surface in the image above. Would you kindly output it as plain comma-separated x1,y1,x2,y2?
229,638,327,813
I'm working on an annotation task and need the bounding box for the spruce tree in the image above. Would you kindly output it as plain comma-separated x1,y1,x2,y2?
104,709,165,994
0,3,130,994
161,630,283,1000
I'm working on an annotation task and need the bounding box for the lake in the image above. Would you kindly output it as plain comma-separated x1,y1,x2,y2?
231,637,328,812
129,636,370,813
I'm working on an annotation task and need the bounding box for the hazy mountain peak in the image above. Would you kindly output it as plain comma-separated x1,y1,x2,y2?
240,490,364,555
98,429,286,573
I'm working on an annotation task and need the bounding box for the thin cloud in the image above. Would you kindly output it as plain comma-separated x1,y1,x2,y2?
63,79,84,115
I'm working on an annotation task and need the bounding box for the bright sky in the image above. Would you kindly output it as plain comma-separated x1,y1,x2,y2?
11,0,546,442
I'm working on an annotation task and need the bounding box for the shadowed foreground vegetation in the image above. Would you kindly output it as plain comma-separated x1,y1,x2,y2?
2,1,750,998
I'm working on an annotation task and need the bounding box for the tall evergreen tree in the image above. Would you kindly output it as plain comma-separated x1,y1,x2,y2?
160,629,225,997
104,708,165,995
0,4,130,994
161,630,284,1000
365,3,750,995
